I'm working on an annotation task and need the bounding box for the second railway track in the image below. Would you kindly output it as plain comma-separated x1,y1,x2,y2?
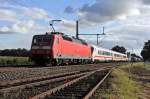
0,70,91,99
0,63,123,99
30,68,112,99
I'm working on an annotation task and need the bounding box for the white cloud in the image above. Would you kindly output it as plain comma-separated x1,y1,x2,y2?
76,0,140,25
60,19,76,32
23,7,50,20
0,4,51,34
97,14,150,55
0,26,10,32
12,20,36,33
0,9,17,22
0,20,49,34
0,2,78,35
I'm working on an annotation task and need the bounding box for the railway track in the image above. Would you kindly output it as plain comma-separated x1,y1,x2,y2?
0,62,125,68
0,68,112,99
0,63,120,82
0,71,86,89
0,70,93,99
0,63,124,99
30,68,112,99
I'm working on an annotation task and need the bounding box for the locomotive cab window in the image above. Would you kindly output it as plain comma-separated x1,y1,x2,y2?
32,35,53,46
33,39,37,44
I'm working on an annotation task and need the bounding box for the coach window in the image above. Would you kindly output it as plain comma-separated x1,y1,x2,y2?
107,52,109,55
98,50,100,55
104,52,106,55
109,52,111,56
110,53,112,56
99,50,103,55
104,51,107,55
106,52,109,55
107,52,110,56
101,51,103,55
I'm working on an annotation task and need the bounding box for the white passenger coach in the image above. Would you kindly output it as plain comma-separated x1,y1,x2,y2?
92,45,128,62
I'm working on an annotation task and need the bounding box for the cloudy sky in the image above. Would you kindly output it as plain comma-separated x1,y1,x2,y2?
0,0,150,55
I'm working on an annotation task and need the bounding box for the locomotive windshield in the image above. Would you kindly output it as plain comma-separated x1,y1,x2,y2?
32,35,53,46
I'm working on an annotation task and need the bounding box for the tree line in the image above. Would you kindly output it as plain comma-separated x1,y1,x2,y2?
141,40,150,61
111,41,150,61
0,48,30,57
111,45,126,54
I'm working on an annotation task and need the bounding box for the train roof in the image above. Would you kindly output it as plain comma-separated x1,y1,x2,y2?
34,32,89,46
92,45,112,52
112,51,127,56
91,45,127,56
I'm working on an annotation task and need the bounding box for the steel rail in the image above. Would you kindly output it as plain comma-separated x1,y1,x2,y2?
30,68,110,99
0,71,91,93
0,65,113,88
0,71,81,88
83,69,112,99
30,71,96,99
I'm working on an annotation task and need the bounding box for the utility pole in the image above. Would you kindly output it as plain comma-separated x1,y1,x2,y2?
76,20,79,39
76,20,106,45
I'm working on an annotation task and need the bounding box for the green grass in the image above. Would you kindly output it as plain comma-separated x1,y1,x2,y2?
123,62,150,70
110,68,139,99
94,63,146,99
95,68,139,99
0,56,29,66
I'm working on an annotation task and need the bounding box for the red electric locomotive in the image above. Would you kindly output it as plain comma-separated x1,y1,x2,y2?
30,32,92,65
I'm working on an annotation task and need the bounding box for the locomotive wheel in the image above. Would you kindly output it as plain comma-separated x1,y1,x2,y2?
51,59,57,66
56,59,63,66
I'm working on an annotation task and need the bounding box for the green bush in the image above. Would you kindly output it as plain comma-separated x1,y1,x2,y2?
0,56,30,66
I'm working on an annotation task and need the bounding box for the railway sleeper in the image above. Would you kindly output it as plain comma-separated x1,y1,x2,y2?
46,96,78,99
46,71,108,99
55,90,86,95
53,92,84,97
0,72,87,99
48,92,84,98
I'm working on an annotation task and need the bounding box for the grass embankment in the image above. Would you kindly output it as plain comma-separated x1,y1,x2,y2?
94,62,150,99
0,56,29,66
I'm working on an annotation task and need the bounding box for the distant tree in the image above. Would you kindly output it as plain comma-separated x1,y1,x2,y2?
130,53,142,62
0,48,30,57
111,45,126,54
141,40,150,61
131,53,137,57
